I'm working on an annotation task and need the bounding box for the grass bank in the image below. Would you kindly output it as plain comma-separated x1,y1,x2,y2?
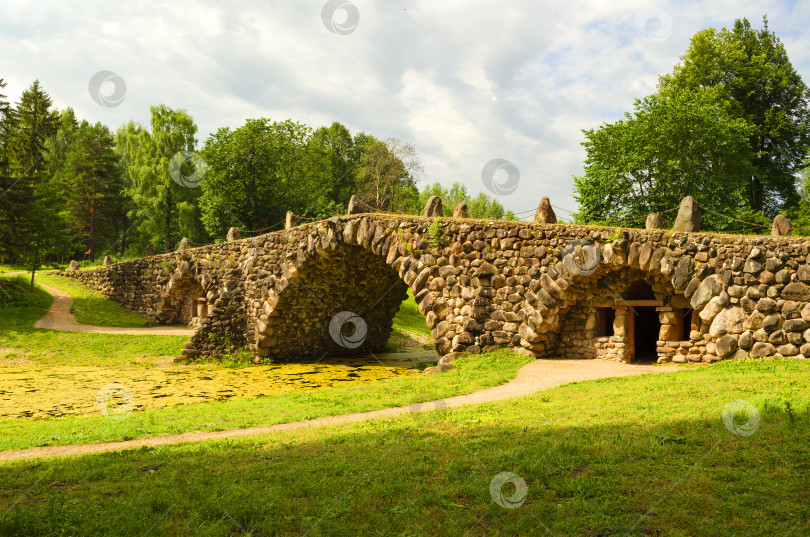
0,275,187,366
0,358,806,536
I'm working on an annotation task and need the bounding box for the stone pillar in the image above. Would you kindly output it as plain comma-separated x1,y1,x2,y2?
771,214,791,237
657,306,679,341
424,196,443,218
285,211,296,229
178,237,189,251
226,227,240,241
613,305,631,363
645,213,662,230
453,202,468,218
347,195,363,215
102,256,112,266
533,196,557,224
68,260,80,273
145,244,155,257
673,196,701,232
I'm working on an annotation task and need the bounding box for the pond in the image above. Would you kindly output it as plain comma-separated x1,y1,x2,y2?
0,349,438,419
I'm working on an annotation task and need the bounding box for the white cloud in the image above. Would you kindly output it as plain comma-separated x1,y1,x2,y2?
1,0,807,215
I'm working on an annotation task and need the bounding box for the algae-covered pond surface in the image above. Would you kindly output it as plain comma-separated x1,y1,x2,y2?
0,354,434,419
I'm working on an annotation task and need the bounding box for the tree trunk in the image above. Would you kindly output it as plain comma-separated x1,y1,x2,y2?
29,264,36,292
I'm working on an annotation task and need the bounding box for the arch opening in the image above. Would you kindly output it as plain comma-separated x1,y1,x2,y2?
255,244,414,361
556,268,672,362
158,275,208,329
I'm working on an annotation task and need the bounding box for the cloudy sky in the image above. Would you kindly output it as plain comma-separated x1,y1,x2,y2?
2,0,808,219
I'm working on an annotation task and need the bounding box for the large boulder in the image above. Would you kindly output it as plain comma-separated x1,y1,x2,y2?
690,275,722,310
781,282,810,302
771,215,791,236
347,195,364,215
645,213,662,229
750,341,776,357
673,196,702,232
102,256,112,266
453,202,468,219
178,237,190,251
709,307,747,337
226,227,240,241
533,196,557,224
424,196,443,218
68,260,80,273
715,334,738,358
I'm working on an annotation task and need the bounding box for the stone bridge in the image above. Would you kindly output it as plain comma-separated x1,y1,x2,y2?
63,212,810,364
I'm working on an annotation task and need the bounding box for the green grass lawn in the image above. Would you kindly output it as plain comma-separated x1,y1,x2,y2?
0,276,187,366
0,358,807,536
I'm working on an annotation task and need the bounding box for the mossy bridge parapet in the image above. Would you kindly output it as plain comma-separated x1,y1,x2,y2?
61,214,810,363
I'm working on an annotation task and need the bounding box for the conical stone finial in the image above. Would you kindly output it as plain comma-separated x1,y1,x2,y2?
453,202,468,218
533,196,557,224
424,196,443,218
673,196,701,232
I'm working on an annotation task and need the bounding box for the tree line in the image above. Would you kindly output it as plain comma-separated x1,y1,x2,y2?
0,81,512,281
574,16,810,233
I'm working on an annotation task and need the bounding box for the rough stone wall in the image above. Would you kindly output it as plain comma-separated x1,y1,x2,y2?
59,214,810,362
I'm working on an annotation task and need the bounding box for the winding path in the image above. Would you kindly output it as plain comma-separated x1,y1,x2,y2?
6,272,193,336
0,359,680,462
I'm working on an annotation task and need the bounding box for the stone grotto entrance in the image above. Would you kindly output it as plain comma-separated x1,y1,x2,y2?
630,306,660,363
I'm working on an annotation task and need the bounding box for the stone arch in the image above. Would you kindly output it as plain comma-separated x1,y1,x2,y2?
517,240,683,362
157,270,209,328
251,219,430,360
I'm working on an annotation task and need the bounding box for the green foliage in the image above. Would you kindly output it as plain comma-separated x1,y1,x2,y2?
427,218,442,249
417,181,507,219
116,106,205,253
660,16,810,216
573,89,756,231
575,16,810,231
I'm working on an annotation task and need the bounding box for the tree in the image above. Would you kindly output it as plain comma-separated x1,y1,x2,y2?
199,118,314,238
573,89,756,230
0,80,69,281
356,137,423,212
660,16,810,215
63,121,123,261
6,80,59,177
306,122,362,208
118,106,202,253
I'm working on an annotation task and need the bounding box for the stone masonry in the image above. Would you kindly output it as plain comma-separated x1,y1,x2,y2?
60,213,810,363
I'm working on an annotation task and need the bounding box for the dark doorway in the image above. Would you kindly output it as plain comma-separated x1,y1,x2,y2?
633,306,659,362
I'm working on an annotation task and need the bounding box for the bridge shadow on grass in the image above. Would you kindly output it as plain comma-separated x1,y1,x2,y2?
1,360,807,536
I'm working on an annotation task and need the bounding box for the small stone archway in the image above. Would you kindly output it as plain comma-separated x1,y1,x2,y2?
157,274,209,329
